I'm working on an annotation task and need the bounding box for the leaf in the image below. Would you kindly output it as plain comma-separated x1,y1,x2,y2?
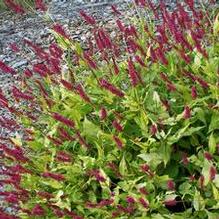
209,111,219,133
119,155,127,176
213,13,219,35
42,180,63,189
83,117,100,141
212,184,219,200
167,125,203,145
159,143,171,166
193,190,205,211
138,153,162,169
201,160,211,186
213,174,219,188
209,132,217,154
206,211,219,219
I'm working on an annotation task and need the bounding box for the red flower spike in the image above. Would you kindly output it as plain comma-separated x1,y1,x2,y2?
128,59,142,86
4,193,19,204
99,78,124,98
0,60,16,75
60,79,73,90
76,131,89,148
204,152,213,161
32,204,45,216
126,196,135,204
183,106,191,119
150,124,157,136
138,197,149,208
4,0,25,14
97,29,113,49
79,10,96,25
98,198,114,207
199,175,205,189
166,82,176,92
48,58,61,74
33,63,49,77
9,42,20,53
139,187,149,195
47,135,62,146
210,166,217,181
53,24,70,40
75,84,91,103
191,86,197,99
167,179,175,190
111,4,121,15
141,164,150,173
58,127,74,141
49,43,63,59
116,19,125,32
38,191,54,200
196,77,209,89
42,172,65,181
56,151,72,162
181,153,189,165
53,208,65,218
113,135,123,149
112,120,123,132
99,107,107,120
24,69,33,78
112,57,119,75
52,112,75,128
135,55,146,67
83,52,97,69
24,39,49,60
35,0,47,11
12,86,34,101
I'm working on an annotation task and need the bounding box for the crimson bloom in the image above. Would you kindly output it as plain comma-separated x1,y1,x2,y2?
75,84,91,103
112,120,123,132
32,204,45,216
99,78,124,98
4,0,25,14
183,106,191,119
35,0,47,11
113,135,123,149
79,10,96,25
0,60,16,75
138,197,149,208
53,24,70,39
52,112,75,128
42,172,65,181
99,107,107,120
60,79,74,90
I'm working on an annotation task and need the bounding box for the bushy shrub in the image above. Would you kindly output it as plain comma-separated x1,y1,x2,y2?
0,0,219,218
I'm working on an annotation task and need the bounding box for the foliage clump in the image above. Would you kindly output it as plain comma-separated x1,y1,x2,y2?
0,0,219,218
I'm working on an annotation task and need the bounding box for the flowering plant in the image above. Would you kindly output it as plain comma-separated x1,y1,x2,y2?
0,0,219,218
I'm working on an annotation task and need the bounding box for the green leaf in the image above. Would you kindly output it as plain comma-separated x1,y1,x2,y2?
193,190,205,211
209,111,219,133
119,155,127,176
213,13,219,35
138,153,162,169
201,160,211,186
209,132,217,154
83,117,100,141
42,180,63,189
159,143,172,166
213,174,219,188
